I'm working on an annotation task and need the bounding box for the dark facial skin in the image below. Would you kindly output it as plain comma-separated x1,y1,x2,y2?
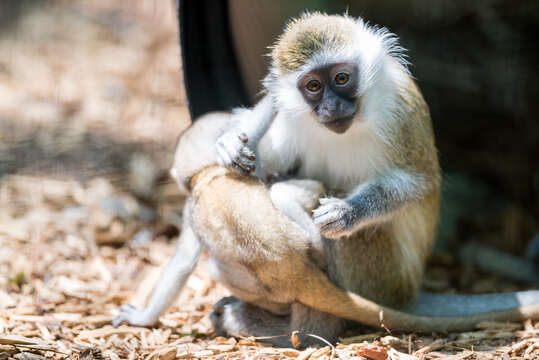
298,63,358,134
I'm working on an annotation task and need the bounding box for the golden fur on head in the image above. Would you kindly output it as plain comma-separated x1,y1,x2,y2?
270,12,356,73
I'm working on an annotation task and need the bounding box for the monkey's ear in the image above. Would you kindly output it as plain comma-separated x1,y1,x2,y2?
170,167,190,195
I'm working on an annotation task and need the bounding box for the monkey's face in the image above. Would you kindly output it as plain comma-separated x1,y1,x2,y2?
298,63,358,134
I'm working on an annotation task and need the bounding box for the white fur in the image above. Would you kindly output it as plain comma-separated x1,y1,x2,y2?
261,51,407,189
257,17,412,192
259,111,385,191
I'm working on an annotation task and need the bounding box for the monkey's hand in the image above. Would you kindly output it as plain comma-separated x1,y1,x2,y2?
313,197,357,239
216,130,257,176
112,304,157,327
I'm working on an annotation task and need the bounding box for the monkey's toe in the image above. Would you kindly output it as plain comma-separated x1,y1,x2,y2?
112,304,155,327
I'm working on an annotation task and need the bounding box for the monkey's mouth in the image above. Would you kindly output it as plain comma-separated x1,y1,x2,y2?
321,115,354,134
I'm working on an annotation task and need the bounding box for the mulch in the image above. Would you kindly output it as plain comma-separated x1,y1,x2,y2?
0,1,537,359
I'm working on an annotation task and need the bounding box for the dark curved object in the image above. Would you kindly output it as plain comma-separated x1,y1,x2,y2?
178,0,248,120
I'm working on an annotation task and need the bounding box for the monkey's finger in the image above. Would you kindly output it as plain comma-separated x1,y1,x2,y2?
235,159,256,172
313,211,340,226
236,150,256,169
232,156,252,171
233,150,255,171
240,147,256,161
320,221,340,232
318,197,340,205
217,143,253,174
232,162,252,176
312,205,334,218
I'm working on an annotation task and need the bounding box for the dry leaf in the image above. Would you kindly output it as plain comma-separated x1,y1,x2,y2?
206,344,236,352
357,344,388,360
309,346,331,359
145,346,177,360
297,348,317,360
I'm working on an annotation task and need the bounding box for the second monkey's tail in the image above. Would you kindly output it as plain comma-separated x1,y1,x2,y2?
405,291,539,317
297,268,539,333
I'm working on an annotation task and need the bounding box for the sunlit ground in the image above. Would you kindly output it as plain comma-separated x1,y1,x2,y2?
0,1,537,359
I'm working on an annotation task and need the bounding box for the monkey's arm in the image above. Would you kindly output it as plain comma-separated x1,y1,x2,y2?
113,205,201,327
215,95,275,175
313,169,427,239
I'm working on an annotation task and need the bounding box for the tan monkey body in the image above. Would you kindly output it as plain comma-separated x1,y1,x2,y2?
114,112,539,346
188,164,538,334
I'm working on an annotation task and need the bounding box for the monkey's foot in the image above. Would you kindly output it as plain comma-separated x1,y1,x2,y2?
210,297,293,347
211,299,344,348
112,304,157,327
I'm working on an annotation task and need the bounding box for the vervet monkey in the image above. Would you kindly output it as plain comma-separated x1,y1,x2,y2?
216,12,440,320
114,112,539,347
211,12,539,339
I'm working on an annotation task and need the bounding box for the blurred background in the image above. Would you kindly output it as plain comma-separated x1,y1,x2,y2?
0,0,538,357
0,0,188,181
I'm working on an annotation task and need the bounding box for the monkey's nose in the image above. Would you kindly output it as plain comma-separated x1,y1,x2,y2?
316,103,338,121
316,109,332,121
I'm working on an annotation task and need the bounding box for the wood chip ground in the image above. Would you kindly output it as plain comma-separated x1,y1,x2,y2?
0,1,537,359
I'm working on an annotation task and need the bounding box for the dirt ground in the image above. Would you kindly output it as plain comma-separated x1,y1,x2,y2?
0,1,537,359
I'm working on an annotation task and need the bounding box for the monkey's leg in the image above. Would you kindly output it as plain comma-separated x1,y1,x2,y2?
289,303,346,347
211,297,293,347
270,179,326,267
212,298,345,348
113,203,201,327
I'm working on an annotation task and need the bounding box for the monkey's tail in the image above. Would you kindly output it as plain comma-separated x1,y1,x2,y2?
406,291,539,316
299,271,539,333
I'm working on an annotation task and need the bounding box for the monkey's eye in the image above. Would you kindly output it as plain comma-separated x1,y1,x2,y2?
334,72,350,85
306,79,322,92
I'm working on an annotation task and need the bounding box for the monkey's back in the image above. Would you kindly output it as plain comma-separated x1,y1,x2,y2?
188,165,333,305
190,166,311,267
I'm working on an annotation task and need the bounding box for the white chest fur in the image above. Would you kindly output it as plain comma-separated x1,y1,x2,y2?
259,112,388,192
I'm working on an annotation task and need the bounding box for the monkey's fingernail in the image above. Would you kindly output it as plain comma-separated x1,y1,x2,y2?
238,133,248,143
